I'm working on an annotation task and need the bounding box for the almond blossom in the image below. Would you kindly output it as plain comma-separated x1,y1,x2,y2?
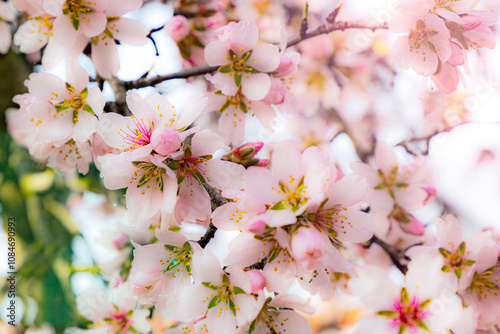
205,21,280,101
390,5,452,76
162,248,259,334
349,262,473,334
0,1,15,54
130,229,201,304
65,284,151,334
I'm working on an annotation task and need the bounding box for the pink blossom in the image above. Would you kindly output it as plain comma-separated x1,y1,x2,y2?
391,9,452,76
205,21,280,101
0,2,15,54
130,229,201,304
44,0,108,48
68,284,151,334
164,15,190,42
162,249,258,333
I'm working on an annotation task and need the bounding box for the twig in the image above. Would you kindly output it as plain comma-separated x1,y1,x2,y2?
365,235,409,274
124,65,219,89
197,183,228,248
245,258,267,270
287,21,389,48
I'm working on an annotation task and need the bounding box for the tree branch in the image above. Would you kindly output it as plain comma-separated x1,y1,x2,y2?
124,65,219,89
286,21,389,48
365,235,409,274
197,183,228,248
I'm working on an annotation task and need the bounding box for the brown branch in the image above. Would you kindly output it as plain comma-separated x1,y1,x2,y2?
197,183,228,248
124,65,219,89
287,21,389,48
365,235,409,274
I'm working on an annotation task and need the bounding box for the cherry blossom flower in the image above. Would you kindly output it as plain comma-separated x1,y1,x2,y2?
236,293,315,334
205,21,280,101
164,15,190,42
162,248,258,333
65,284,151,334
390,5,452,76
13,59,105,144
44,0,108,48
0,1,15,54
349,262,472,334
130,229,201,304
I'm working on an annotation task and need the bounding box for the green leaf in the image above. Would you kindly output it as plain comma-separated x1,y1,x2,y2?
71,14,79,30
242,50,253,61
167,160,180,170
244,66,260,74
202,282,220,290
208,295,221,309
441,265,451,272
229,299,237,316
193,170,206,184
165,258,181,272
104,28,114,39
234,72,242,87
458,241,466,256
455,268,462,279
184,147,192,158
218,99,231,113
219,64,233,73
400,287,410,303
239,101,248,113
464,259,476,266
374,182,384,189
55,104,69,111
83,104,94,115
438,247,451,259
164,244,176,251
269,201,285,210
377,310,396,317
80,88,88,99
129,327,140,334
416,320,430,332
248,320,256,334
222,273,230,286
233,286,246,295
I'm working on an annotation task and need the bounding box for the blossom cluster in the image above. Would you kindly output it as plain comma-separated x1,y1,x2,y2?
3,0,500,333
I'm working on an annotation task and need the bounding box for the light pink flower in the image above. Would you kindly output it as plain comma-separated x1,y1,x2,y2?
236,293,315,334
162,249,258,334
205,21,280,101
391,8,452,76
130,229,201,304
44,0,108,47
90,0,149,79
164,15,190,42
68,284,151,334
349,262,472,334
0,1,15,54
12,59,105,143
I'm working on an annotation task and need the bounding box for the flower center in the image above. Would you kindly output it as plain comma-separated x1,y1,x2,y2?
130,161,166,192
408,20,440,57
378,287,431,333
163,242,193,277
118,115,153,151
468,266,500,300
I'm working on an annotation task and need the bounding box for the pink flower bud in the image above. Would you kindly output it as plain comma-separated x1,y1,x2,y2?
151,127,182,156
423,187,437,205
254,159,270,167
462,15,482,31
274,54,296,77
246,218,268,235
246,270,265,293
290,226,324,266
232,142,264,159
164,15,190,42
400,215,426,236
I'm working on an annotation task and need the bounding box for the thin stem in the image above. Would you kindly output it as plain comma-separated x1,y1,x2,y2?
365,235,409,274
125,65,219,89
197,183,228,248
287,21,389,48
